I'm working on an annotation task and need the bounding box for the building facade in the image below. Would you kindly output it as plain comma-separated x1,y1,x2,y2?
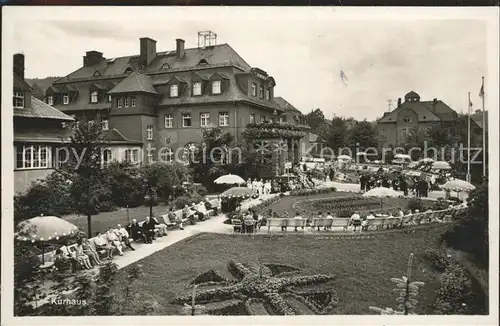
13,54,75,194
377,91,459,148
46,34,282,165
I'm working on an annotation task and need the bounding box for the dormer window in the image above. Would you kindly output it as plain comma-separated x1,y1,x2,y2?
161,63,170,69
124,97,129,107
212,81,221,94
251,83,257,97
259,86,264,99
198,59,209,65
170,84,179,97
63,93,69,105
90,91,98,103
265,89,270,101
403,116,412,123
47,95,54,106
124,67,133,74
131,96,136,107
93,70,101,77
193,82,202,96
117,97,123,108
13,91,24,108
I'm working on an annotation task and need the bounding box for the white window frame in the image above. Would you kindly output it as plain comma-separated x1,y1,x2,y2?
200,113,210,127
91,91,98,103
125,149,140,164
193,82,202,96
102,118,109,131
266,89,271,100
146,125,154,140
251,83,257,96
424,127,432,136
107,95,112,102
17,145,51,170
14,91,24,108
403,116,412,123
260,116,266,123
164,114,173,128
117,97,123,108
170,84,179,97
401,128,410,138
212,80,221,94
160,148,174,164
182,113,192,127
124,97,129,107
131,96,136,107
250,113,256,124
63,93,69,105
103,149,113,165
219,112,229,127
259,86,264,99
47,95,54,106
147,151,154,164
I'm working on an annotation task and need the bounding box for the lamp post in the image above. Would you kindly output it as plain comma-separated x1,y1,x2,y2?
143,178,157,218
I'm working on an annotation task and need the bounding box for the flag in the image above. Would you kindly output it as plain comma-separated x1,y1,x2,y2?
469,99,473,108
479,80,484,98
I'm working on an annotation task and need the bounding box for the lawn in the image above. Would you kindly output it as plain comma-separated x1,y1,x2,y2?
113,223,454,315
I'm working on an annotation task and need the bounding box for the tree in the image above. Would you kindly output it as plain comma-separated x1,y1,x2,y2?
140,162,189,205
305,108,326,131
347,120,379,152
322,115,348,154
57,118,110,237
104,161,144,208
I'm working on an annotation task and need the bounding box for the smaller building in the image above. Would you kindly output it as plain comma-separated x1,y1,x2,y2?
377,91,459,148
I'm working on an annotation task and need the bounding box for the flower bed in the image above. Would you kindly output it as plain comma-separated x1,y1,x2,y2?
242,122,306,140
289,187,337,196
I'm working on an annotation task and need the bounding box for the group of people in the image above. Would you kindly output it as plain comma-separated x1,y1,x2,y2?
246,178,273,195
359,170,438,198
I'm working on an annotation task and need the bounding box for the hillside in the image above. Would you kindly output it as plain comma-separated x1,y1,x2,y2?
26,77,61,100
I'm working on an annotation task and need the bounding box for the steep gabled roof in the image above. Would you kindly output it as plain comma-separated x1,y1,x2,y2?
378,101,441,123
274,96,302,114
108,72,158,95
104,128,142,145
14,96,74,121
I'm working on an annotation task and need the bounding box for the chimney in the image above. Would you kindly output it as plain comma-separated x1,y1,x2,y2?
14,53,25,80
140,37,157,67
176,38,185,59
397,98,402,106
432,98,438,112
83,51,105,67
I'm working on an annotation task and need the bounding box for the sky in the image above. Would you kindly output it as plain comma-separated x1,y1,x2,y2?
7,7,491,121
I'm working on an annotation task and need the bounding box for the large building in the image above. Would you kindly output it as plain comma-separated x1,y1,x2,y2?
46,32,284,165
377,91,459,148
13,54,74,194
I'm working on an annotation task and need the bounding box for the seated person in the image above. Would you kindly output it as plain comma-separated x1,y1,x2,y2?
72,239,93,269
53,248,75,272
315,211,323,231
324,212,334,231
142,216,158,244
127,219,147,243
81,237,103,265
152,217,168,237
192,202,207,221
183,205,197,224
106,229,124,256
92,232,115,259
293,212,304,232
115,224,135,251
168,208,184,230
349,212,362,232
243,212,256,233
361,212,375,231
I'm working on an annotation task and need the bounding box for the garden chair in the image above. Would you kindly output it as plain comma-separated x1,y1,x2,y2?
161,214,178,228
330,218,349,232
231,219,243,233
175,209,189,224
288,218,306,233
367,218,385,231
267,218,288,234
196,202,213,219
209,198,222,213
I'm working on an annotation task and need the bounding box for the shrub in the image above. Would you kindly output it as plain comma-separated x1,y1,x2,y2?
434,263,475,314
173,196,192,210
421,248,452,272
98,201,117,213
432,199,450,211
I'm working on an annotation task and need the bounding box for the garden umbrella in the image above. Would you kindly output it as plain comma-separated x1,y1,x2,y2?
337,155,352,161
441,179,476,192
214,174,246,185
394,154,412,160
15,215,80,264
363,187,402,210
420,158,435,164
220,187,253,199
431,161,451,170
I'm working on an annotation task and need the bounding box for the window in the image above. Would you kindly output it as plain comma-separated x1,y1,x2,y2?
47,96,54,106
16,145,51,169
403,116,412,123
424,127,431,136
91,91,98,103
147,151,154,164
103,149,113,165
124,97,129,107
182,113,192,127
117,97,123,108
63,93,69,105
219,112,229,127
102,118,109,131
146,125,154,140
212,81,221,94
259,86,264,99
270,117,275,123
251,83,257,96
260,116,266,123
13,92,24,108
265,89,270,100
125,149,139,163
160,148,174,164
164,114,173,128
401,128,410,138
107,95,112,102
250,113,256,124
193,82,202,96
279,116,284,123
170,84,178,97
200,113,210,127
131,96,136,107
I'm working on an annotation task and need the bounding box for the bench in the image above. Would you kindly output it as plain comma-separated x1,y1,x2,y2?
384,217,402,229
311,218,333,231
232,219,243,233
288,218,307,232
209,198,222,213
195,203,213,219
366,218,385,231
267,218,288,234
330,218,349,231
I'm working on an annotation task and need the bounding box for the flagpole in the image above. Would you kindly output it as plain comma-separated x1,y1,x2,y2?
467,92,471,183
481,76,486,177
